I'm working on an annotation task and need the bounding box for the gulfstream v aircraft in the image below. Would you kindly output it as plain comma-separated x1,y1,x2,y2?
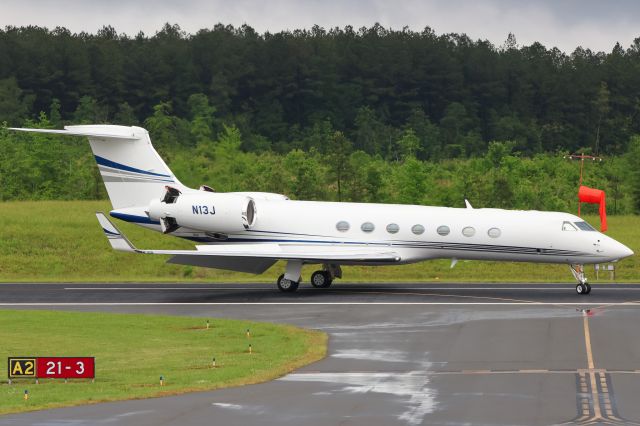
11,125,634,294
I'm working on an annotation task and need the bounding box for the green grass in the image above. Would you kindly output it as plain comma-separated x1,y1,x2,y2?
0,310,327,415
0,200,637,282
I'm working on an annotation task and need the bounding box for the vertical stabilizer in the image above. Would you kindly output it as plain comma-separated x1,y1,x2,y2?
10,125,186,209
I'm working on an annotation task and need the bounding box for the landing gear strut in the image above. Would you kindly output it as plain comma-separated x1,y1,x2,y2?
276,260,303,293
570,264,591,295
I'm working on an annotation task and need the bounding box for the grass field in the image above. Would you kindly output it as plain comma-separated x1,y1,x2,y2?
0,310,327,415
0,200,637,282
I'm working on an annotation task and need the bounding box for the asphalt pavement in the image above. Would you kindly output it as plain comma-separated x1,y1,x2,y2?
2,282,640,426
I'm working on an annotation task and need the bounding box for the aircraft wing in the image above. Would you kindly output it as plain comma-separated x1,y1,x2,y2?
96,212,401,273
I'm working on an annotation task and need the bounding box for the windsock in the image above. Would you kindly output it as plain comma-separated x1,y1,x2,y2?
578,186,607,232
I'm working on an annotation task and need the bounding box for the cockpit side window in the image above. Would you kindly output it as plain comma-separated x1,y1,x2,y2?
562,221,577,231
574,221,596,231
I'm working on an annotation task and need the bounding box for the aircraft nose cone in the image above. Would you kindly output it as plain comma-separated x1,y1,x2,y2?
615,242,634,260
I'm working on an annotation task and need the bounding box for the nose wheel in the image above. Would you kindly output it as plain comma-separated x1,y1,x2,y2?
576,282,591,295
570,264,591,295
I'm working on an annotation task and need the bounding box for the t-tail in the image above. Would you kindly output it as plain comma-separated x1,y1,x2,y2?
10,125,186,219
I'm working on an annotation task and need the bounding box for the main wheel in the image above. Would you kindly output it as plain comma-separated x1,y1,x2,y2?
277,274,299,292
585,283,592,294
576,283,587,295
311,271,333,288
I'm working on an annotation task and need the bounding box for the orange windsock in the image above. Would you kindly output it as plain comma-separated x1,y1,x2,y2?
578,185,607,232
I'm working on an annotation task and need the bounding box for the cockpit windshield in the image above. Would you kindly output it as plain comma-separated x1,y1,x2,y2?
574,221,596,231
562,221,577,231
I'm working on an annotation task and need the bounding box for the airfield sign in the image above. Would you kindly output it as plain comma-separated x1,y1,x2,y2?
8,357,95,379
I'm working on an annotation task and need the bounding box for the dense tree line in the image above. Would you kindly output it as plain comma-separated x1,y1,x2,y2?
1,24,640,157
2,114,639,214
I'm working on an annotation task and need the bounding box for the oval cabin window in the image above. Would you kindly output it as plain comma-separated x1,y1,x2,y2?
488,227,501,238
336,221,350,232
437,225,450,236
361,222,375,233
462,226,476,237
386,223,400,234
411,224,425,235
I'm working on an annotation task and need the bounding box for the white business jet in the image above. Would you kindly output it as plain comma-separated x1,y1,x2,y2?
11,125,634,294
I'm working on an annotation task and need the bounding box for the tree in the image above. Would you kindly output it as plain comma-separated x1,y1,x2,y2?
326,131,353,201
0,77,31,125
187,93,216,145
627,135,640,213
396,128,420,160
593,81,610,155
113,102,138,125
144,101,184,149
49,99,62,126
73,96,107,123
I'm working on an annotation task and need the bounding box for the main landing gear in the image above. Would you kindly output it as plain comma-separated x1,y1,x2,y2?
276,261,341,292
570,264,591,295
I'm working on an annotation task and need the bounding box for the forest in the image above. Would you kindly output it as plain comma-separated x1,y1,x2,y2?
1,23,640,213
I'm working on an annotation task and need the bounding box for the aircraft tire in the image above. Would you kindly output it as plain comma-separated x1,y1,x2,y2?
585,283,591,294
311,271,332,288
576,283,588,295
277,274,299,292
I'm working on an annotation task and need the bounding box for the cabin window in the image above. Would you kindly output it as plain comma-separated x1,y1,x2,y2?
462,226,476,237
562,221,577,231
437,225,450,236
386,223,400,234
336,221,350,232
574,221,596,231
411,224,425,235
361,222,375,233
488,227,501,238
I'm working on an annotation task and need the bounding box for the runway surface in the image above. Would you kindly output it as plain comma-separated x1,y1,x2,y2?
2,282,640,425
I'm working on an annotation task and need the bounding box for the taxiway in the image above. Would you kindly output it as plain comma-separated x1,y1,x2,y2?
2,282,640,425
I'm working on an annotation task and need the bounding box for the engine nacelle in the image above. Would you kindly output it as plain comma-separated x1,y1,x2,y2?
148,190,257,234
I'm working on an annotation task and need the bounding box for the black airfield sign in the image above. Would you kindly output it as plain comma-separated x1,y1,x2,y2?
8,358,36,378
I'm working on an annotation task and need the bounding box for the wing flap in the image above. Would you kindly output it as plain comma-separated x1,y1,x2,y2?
193,244,401,262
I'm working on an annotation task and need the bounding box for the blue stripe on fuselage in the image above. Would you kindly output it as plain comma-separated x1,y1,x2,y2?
109,212,160,225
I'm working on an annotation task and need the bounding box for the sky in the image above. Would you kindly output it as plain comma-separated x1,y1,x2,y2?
1,0,638,53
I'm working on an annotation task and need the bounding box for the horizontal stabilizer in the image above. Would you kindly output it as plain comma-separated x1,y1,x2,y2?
10,126,138,140
96,212,136,252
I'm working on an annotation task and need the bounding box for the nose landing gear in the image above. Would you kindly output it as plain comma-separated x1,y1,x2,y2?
570,264,591,295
